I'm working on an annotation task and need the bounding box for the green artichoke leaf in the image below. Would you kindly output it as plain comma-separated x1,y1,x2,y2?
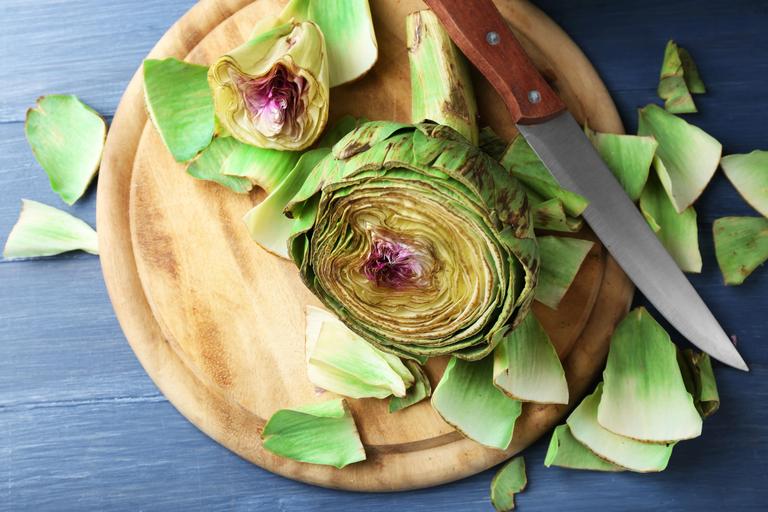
220,142,300,193
389,360,432,413
262,398,366,468
535,236,593,310
677,349,720,419
544,424,625,472
479,127,508,162
25,95,105,205
567,383,675,473
490,456,527,511
679,47,706,94
431,356,522,450
143,58,215,162
599,307,702,443
209,21,329,151
713,216,768,285
658,41,697,114
586,127,658,202
721,151,768,217
3,199,98,259
317,115,368,149
186,137,254,193
407,9,478,144
493,312,568,404
530,198,583,233
638,104,721,213
639,174,702,273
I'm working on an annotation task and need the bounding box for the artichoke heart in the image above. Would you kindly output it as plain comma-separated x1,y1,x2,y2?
285,121,539,361
209,21,329,151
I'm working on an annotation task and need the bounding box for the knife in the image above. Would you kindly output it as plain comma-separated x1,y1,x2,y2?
424,0,748,370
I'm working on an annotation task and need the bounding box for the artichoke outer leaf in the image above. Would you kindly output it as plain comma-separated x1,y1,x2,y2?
489,456,527,511
25,94,106,205
720,151,768,218
713,216,768,285
389,360,433,413
3,199,98,259
530,198,583,233
678,47,707,94
261,398,366,468
567,383,675,473
535,236,594,310
143,58,215,162
220,143,300,194
599,307,702,443
657,41,700,114
479,127,508,162
544,424,625,472
677,349,720,419
186,137,254,193
431,356,522,450
637,104,721,213
639,173,702,273
493,312,568,404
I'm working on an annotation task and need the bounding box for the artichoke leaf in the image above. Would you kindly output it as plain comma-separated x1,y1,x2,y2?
186,137,254,193
479,126,508,162
490,456,527,511
544,425,625,472
389,360,432,413
721,151,768,217
535,236,593,310
599,308,702,443
677,349,720,418
530,197,583,233
262,398,366,468
658,41,697,114
3,199,98,259
713,216,768,285
25,95,105,205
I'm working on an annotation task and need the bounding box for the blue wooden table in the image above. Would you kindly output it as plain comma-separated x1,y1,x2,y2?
1,1,766,510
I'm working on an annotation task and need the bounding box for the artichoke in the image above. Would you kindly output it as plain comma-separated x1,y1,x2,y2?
208,21,329,151
284,121,538,361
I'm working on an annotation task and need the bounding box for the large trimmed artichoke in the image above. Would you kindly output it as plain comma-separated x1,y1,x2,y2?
285,121,539,360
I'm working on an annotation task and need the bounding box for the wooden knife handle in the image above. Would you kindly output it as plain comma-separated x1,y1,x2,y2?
423,0,566,125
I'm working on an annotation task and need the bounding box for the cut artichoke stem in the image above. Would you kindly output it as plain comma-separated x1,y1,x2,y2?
407,10,479,144
431,356,522,450
3,199,98,259
493,312,568,404
713,216,768,285
535,236,594,310
489,456,527,511
186,137,255,193
25,95,105,205
585,126,657,202
209,21,329,151
143,58,215,162
567,383,675,473
721,151,768,218
677,349,720,419
599,307,702,443
657,40,704,114
637,104,722,213
544,424,625,472
305,306,415,399
389,360,432,413
639,173,702,273
261,398,366,468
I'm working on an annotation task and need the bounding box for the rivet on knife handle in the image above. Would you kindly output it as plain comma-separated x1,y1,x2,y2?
424,0,566,124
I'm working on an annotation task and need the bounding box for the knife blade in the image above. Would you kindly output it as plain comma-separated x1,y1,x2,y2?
424,0,748,370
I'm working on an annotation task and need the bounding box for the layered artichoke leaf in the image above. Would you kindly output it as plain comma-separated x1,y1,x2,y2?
713,216,768,285
544,425,625,472
535,236,594,310
490,456,527,511
721,150,768,217
677,349,720,419
389,360,433,413
657,40,703,114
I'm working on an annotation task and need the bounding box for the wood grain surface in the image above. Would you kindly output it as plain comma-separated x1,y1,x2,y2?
97,0,632,490
2,0,767,509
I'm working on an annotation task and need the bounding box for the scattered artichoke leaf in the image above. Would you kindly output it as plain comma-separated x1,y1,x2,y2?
637,104,722,213
678,47,706,94
3,199,98,259
143,58,215,162
431,356,522,450
407,9,478,144
261,398,366,468
535,236,594,310
305,306,415,399
639,174,702,273
186,137,254,193
599,307,702,443
220,142,300,193
713,216,768,285
493,312,568,404
389,360,432,413
721,151,768,217
657,41,704,114
501,136,589,216
677,349,720,419
490,456,527,511
567,383,675,473
544,424,625,472
585,126,657,202
244,148,330,258
530,197,583,233
479,126,508,161
25,95,105,205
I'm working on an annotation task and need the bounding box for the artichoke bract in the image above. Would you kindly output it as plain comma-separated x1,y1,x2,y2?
208,21,329,151
284,121,539,361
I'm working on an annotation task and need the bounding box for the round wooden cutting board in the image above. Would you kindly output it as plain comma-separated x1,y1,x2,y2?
97,0,633,492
